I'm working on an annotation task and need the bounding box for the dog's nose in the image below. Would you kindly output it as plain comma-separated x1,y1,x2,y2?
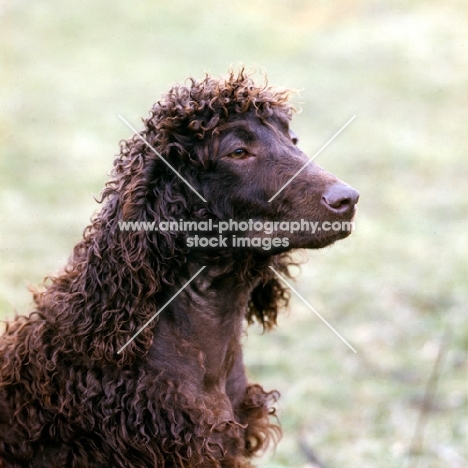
321,184,359,216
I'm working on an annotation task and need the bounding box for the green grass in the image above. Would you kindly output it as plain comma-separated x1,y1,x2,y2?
1,0,467,466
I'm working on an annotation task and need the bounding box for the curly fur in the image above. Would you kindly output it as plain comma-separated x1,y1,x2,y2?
0,69,358,467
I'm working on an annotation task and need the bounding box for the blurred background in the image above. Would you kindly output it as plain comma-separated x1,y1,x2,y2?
1,0,467,466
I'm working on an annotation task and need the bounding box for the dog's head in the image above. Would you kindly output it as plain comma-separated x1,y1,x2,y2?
133,70,358,254
94,70,360,350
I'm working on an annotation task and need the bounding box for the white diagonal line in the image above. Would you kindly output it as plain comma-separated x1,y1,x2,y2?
269,266,357,353
117,266,206,354
118,114,207,202
268,115,356,203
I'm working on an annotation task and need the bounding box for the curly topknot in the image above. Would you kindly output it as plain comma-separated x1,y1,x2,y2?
141,70,294,157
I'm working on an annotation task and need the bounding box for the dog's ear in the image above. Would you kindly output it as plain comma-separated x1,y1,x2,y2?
83,142,190,365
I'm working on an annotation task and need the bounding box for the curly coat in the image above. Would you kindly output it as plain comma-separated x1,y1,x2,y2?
0,70,358,467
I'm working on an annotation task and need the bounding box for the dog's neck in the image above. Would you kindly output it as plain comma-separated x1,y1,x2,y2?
148,258,264,393
161,258,260,345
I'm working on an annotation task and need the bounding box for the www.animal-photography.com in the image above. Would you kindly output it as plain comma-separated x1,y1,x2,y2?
1,1,466,467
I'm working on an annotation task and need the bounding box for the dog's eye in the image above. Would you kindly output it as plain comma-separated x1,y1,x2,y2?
229,148,248,159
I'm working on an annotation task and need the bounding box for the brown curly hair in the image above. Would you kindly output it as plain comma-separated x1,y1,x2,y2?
0,69,359,467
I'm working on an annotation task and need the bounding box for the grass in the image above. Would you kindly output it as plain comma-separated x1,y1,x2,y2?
1,0,467,466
